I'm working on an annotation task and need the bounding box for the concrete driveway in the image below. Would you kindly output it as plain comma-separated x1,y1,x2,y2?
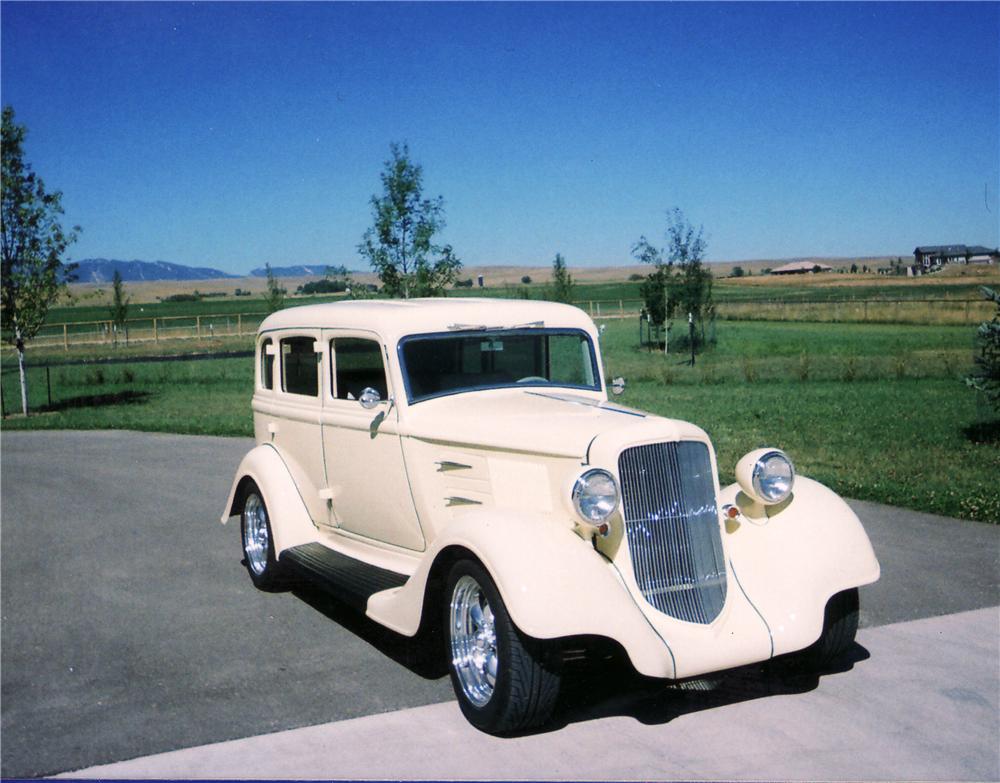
2,430,997,780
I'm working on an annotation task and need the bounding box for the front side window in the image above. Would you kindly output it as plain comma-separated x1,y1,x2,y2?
331,338,388,401
260,338,274,390
281,336,319,396
400,329,599,403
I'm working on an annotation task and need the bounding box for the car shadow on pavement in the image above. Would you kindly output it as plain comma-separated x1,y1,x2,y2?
544,642,871,733
289,581,449,680
283,576,871,735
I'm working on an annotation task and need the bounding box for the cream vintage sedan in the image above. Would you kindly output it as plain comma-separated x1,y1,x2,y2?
222,298,879,733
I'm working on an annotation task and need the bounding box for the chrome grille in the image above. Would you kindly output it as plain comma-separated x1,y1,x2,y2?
618,441,727,624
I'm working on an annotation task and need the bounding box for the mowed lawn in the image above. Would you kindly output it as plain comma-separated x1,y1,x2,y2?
1,319,996,523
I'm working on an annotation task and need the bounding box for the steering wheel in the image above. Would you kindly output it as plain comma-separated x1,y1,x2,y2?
516,376,548,384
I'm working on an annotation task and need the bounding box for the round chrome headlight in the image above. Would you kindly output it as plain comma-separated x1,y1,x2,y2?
571,469,620,526
751,450,795,503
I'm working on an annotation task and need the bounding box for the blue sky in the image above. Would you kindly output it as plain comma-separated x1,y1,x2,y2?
2,2,998,274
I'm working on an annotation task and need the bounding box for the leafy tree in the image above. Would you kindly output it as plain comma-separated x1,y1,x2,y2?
108,269,130,346
358,143,461,298
264,263,285,312
966,286,1000,414
850,263,858,274
632,208,713,341
2,105,79,414
549,253,574,303
632,237,669,326
731,265,745,278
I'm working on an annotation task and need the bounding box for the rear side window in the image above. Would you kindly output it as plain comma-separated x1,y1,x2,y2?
281,337,319,397
332,338,388,401
260,338,274,390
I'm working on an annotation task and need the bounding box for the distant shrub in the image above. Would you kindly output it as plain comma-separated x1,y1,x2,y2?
731,266,745,278
520,275,532,285
298,279,347,295
842,356,858,382
454,278,474,288
797,352,811,381
163,293,201,303
628,273,644,282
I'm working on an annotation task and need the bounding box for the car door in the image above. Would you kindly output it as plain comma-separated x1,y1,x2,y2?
263,330,329,527
319,329,426,551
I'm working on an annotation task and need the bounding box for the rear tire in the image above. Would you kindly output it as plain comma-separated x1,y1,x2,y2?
444,559,560,734
240,482,285,591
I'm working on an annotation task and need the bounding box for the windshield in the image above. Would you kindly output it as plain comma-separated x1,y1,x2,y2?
399,328,600,403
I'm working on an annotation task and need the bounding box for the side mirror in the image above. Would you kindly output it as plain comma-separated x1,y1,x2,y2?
610,377,626,395
359,387,382,409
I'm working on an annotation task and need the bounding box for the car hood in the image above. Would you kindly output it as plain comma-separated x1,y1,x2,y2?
399,388,706,459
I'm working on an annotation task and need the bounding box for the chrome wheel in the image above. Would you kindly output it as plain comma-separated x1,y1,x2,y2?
449,575,498,708
242,492,269,576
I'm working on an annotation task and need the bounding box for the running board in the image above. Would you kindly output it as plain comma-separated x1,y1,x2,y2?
280,543,409,613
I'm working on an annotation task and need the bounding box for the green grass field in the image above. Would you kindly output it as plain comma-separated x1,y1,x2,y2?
2,318,996,523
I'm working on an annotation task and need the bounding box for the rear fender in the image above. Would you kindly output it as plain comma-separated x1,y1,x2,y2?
366,508,674,678
220,444,316,556
722,476,880,656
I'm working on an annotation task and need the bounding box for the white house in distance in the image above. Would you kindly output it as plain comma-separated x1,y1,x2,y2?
770,261,834,275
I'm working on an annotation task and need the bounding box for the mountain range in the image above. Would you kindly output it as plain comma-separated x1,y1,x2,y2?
69,258,354,283
72,259,237,283
248,265,337,278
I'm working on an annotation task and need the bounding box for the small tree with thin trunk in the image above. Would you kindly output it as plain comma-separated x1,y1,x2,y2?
109,269,130,347
264,263,285,313
549,253,574,303
358,142,461,298
2,105,79,414
633,208,713,349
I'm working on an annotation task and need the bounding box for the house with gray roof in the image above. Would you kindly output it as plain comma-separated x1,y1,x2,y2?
913,245,998,270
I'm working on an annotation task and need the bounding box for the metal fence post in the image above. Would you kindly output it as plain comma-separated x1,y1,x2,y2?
46,366,52,408
196,316,201,339
63,324,68,351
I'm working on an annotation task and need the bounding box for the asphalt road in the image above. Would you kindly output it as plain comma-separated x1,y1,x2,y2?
2,429,998,779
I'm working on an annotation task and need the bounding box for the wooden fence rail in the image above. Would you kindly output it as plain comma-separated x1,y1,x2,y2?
7,296,994,351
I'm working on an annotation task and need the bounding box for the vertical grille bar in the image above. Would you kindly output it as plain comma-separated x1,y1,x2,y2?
618,441,727,624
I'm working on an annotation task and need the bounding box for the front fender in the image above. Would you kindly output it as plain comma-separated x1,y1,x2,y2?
366,509,676,678
219,444,317,556
723,476,880,656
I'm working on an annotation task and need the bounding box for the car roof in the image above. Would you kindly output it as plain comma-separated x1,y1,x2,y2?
257,298,598,343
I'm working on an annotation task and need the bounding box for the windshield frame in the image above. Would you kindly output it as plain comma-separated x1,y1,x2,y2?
397,327,602,404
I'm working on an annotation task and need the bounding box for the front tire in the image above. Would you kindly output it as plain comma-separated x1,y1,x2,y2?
240,482,284,590
798,588,860,669
444,559,560,734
